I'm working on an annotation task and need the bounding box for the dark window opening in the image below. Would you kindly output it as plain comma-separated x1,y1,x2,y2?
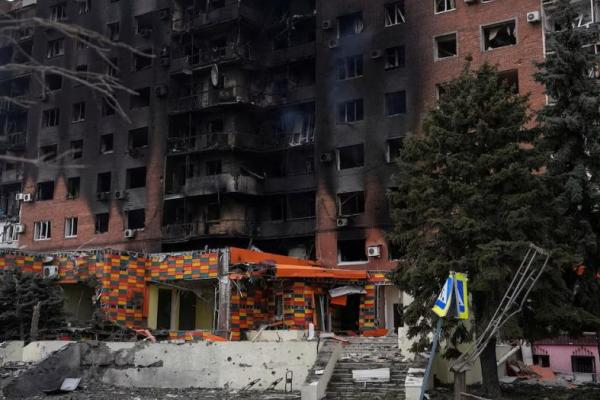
135,13,153,36
107,57,118,77
47,38,65,58
385,46,405,69
95,213,109,234
74,65,88,86
129,127,149,149
126,167,147,189
156,288,172,329
338,144,364,170
385,91,407,115
70,140,83,159
384,1,405,26
50,3,67,21
483,21,516,50
72,102,86,122
45,74,62,91
67,177,80,199
336,54,363,80
338,239,367,263
435,33,457,59
208,119,224,133
206,160,222,176
206,203,220,222
387,138,404,163
100,134,113,154
338,12,364,38
178,291,196,331
134,49,153,71
78,0,91,15
208,0,225,10
130,87,150,109
337,99,363,123
533,354,550,368
498,69,519,94
39,144,57,161
268,196,286,221
36,181,55,201
288,192,315,219
572,356,595,374
42,108,60,127
127,209,145,230
102,98,116,116
435,0,456,13
210,38,227,59
107,22,120,41
64,217,78,238
338,191,365,215
97,172,111,193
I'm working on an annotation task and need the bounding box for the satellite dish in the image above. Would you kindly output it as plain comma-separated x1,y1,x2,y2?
210,64,219,87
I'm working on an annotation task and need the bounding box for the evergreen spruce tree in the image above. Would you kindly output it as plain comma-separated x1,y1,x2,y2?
0,269,65,341
534,0,600,318
388,63,585,396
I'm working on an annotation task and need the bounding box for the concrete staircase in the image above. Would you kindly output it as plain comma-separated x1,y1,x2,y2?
324,336,410,400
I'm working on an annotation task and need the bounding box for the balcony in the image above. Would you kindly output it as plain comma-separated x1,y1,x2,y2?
264,173,315,194
258,218,315,239
0,168,23,184
172,4,263,32
161,219,253,242
167,132,266,154
169,86,258,114
172,174,263,197
265,42,316,67
266,84,316,107
169,44,252,75
0,132,26,151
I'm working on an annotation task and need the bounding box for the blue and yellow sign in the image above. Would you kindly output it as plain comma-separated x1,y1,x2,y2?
453,272,469,320
432,272,469,320
432,274,454,318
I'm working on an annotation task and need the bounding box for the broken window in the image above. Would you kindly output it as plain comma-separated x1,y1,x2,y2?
483,20,516,50
435,33,457,59
268,196,286,221
45,74,62,91
572,356,595,374
72,102,86,122
78,0,91,15
385,91,407,116
386,138,404,163
210,38,228,59
498,69,519,94
47,38,65,58
338,12,364,38
67,177,80,199
533,354,550,368
39,144,58,161
107,57,118,77
107,22,120,41
127,209,145,229
50,3,67,21
135,13,153,36
100,134,113,154
337,99,363,123
95,213,109,234
336,55,363,80
337,191,365,215
70,140,83,159
64,217,78,238
126,167,147,189
435,0,455,13
42,108,60,127
385,46,405,69
337,144,364,170
34,220,51,241
338,239,367,263
385,2,405,26
206,160,222,176
36,181,55,201
130,87,150,109
129,127,149,149
97,172,111,193
288,192,316,219
134,49,153,71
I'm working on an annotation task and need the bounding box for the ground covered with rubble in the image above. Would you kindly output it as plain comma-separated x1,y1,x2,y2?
430,383,600,400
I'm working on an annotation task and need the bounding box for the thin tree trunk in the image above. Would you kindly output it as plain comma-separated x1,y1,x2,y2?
480,337,501,398
30,302,41,342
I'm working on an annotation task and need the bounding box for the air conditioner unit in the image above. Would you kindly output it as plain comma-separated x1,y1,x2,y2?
370,49,383,59
15,193,24,201
159,8,170,20
320,152,333,163
42,265,59,279
527,11,541,23
321,19,332,30
115,190,128,200
22,193,32,202
367,245,381,258
14,223,25,234
124,229,136,239
328,39,338,49
155,85,168,97
336,217,348,227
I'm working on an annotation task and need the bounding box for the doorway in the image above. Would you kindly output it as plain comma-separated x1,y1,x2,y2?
331,294,361,333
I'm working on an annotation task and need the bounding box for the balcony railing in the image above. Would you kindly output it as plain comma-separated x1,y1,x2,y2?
265,42,316,66
182,174,263,196
167,132,265,153
162,219,253,242
172,4,263,32
169,86,256,113
169,44,252,75
0,132,26,151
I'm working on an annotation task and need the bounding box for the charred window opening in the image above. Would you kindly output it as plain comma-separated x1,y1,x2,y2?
385,91,407,116
39,144,57,161
435,33,457,59
206,203,220,222
533,354,550,368
47,38,65,58
268,196,286,221
135,13,153,36
337,99,363,123
34,220,51,241
208,119,224,133
338,12,364,38
336,55,363,80
276,105,315,146
338,239,367,263
337,144,364,170
97,172,111,193
36,181,55,201
50,3,67,21
129,127,149,149
385,46,405,69
42,108,60,127
130,87,150,109
210,37,228,58
134,49,153,71
288,191,316,219
78,0,91,15
100,134,113,154
107,58,118,77
386,138,404,163
206,160,222,176
107,22,120,41
45,74,62,91
126,167,147,189
127,209,145,230
95,213,109,234
435,0,455,13
67,177,80,199
74,65,88,86
337,191,365,215
385,1,405,26
483,21,516,50
497,69,519,94
209,0,225,10
72,102,86,122
64,217,78,238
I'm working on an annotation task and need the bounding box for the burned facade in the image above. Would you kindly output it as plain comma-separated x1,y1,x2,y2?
0,0,548,270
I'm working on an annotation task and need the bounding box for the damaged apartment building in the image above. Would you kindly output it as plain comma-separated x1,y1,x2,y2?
0,0,550,276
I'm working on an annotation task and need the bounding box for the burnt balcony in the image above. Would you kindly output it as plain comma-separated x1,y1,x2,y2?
167,132,266,154
172,4,263,32
0,168,23,184
161,219,253,242
265,42,316,67
267,84,316,107
169,86,258,114
175,173,263,197
169,44,252,75
264,173,316,194
0,132,26,151
258,218,316,239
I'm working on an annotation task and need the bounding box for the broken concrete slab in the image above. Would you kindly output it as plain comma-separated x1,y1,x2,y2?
351,368,390,383
21,341,73,363
0,342,24,367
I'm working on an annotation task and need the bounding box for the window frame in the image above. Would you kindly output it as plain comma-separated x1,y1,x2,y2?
434,32,458,61
481,19,517,52
72,102,86,122
434,0,456,14
336,99,364,123
64,217,78,238
384,1,406,27
385,90,407,116
34,220,52,241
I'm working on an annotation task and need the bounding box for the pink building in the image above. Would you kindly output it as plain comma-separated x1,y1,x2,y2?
532,336,600,383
